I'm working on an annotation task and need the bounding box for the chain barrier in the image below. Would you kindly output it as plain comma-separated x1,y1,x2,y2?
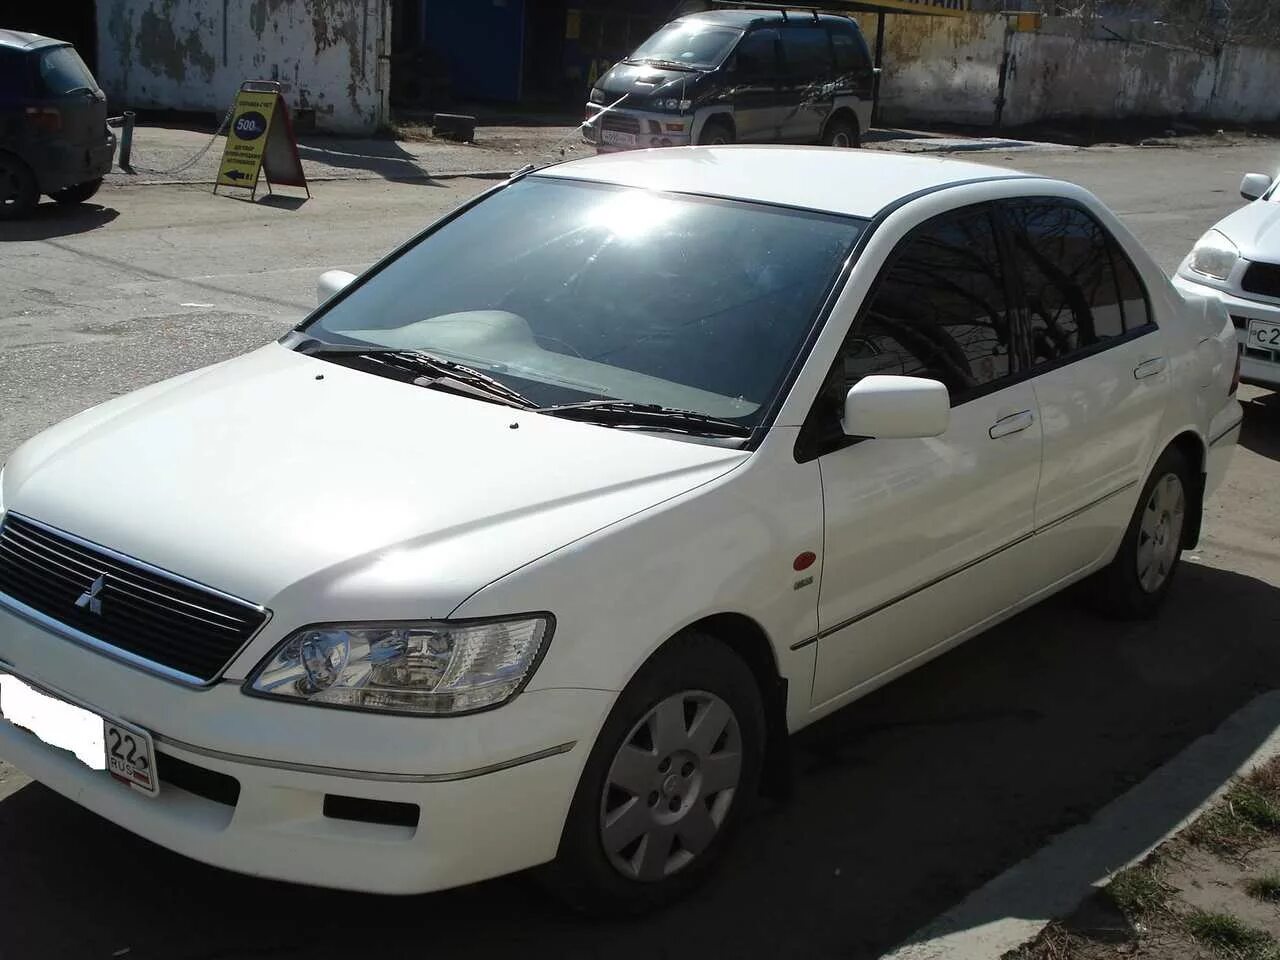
125,103,236,175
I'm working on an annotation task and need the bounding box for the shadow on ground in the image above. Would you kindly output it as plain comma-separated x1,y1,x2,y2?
0,203,119,242
1242,390,1280,463
297,137,441,182
3,563,1279,960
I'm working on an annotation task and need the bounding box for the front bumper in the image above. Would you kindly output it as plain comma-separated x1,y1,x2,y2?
1174,273,1280,390
582,106,694,152
0,606,614,894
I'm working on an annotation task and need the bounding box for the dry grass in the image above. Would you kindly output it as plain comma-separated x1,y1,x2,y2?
1106,862,1175,919
1186,761,1280,857
1183,910,1280,960
1004,922,1081,960
1244,873,1280,903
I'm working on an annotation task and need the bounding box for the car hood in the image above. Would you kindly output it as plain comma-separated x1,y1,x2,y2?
2,344,748,623
596,61,704,102
1211,199,1280,261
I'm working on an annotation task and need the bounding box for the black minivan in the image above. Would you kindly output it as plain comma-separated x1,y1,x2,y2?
583,9,874,152
0,29,114,219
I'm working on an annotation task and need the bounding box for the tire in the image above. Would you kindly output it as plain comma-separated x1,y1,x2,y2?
697,119,735,146
0,154,38,220
50,178,103,205
542,632,765,915
822,115,860,148
1091,447,1193,619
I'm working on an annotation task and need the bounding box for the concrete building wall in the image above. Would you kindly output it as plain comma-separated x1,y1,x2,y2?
97,0,385,134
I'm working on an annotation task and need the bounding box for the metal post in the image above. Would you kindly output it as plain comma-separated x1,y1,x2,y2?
871,12,885,129
118,111,135,171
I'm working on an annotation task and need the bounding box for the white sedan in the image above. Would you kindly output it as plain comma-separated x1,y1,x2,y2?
0,148,1243,913
1175,170,1280,390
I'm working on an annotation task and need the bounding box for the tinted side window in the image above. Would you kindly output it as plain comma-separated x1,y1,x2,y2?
0,51,33,100
1003,202,1129,366
734,28,779,79
1112,246,1152,329
838,208,1015,403
780,26,832,79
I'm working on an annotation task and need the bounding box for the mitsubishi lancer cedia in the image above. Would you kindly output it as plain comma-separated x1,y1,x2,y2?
0,148,1244,914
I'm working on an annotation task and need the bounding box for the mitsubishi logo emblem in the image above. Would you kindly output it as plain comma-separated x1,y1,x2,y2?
75,574,106,615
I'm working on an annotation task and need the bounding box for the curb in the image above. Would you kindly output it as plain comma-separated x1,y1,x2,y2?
881,690,1280,960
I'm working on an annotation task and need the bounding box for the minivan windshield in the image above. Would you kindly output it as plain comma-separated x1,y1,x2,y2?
627,21,742,69
303,178,863,429
38,45,98,95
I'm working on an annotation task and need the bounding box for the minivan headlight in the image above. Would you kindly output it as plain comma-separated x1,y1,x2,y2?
1188,229,1240,281
657,97,692,111
246,615,553,715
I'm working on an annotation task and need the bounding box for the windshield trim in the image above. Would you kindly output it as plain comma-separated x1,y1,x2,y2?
289,176,870,451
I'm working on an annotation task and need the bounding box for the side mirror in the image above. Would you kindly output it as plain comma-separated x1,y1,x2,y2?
317,269,357,306
842,375,950,439
1241,173,1272,202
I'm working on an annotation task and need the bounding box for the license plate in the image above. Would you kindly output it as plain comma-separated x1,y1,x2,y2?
601,129,637,146
1248,318,1280,350
0,674,158,796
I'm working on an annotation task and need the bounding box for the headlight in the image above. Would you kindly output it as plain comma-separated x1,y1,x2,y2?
1188,230,1240,281
590,87,605,104
657,98,692,111
246,615,553,715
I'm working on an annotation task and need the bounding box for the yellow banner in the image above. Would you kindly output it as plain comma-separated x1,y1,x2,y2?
215,91,278,189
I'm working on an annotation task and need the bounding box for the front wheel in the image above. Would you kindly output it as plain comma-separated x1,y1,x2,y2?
697,119,735,146
542,632,764,915
1091,447,1192,619
822,116,860,148
50,178,103,205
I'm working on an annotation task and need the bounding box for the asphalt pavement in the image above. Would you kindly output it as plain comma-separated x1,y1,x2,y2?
0,140,1278,959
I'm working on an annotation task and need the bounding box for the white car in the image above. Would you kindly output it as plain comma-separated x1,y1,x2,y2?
1175,171,1280,390
0,148,1243,913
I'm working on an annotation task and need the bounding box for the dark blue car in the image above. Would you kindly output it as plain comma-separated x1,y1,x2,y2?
0,29,114,219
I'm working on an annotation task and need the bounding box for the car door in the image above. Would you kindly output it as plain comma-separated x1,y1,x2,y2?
809,205,1044,707
777,23,833,142
998,199,1170,575
725,27,781,142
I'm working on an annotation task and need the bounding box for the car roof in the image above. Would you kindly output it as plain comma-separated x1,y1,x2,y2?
534,146,1028,220
676,9,854,28
0,28,66,52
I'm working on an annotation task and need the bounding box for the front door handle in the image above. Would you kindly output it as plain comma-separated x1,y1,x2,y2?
989,410,1035,439
1134,357,1168,380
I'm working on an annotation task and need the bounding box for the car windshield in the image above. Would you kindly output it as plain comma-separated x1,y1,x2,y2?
627,21,742,69
39,45,98,95
302,177,863,429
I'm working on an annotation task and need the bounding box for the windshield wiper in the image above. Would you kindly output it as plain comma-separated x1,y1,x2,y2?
536,400,751,437
625,57,697,72
304,344,537,409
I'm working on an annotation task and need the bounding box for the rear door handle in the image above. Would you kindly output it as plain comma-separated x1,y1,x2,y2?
1134,357,1168,380
989,410,1035,439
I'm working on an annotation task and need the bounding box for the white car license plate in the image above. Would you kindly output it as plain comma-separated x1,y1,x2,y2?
1248,318,1280,351
0,674,158,796
600,129,637,147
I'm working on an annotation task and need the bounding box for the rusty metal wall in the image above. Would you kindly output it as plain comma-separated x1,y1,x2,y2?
98,0,384,133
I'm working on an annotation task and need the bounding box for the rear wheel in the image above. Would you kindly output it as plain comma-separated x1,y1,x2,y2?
1091,447,1192,619
0,154,38,220
822,115,860,148
542,632,764,915
50,178,103,205
697,119,735,146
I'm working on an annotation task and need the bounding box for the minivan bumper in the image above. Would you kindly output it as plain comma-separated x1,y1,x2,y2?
0,606,613,894
583,106,694,152
33,130,115,194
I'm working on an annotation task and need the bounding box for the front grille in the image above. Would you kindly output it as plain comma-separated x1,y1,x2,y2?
0,514,267,684
602,113,641,134
1230,314,1249,330
1241,262,1280,299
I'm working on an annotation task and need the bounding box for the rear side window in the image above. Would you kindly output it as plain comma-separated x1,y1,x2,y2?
0,50,33,99
830,27,869,75
838,206,1015,403
1002,201,1149,366
780,26,832,79
734,28,779,79
38,45,98,96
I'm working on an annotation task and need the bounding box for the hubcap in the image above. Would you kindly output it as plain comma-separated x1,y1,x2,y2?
599,690,742,881
1136,472,1185,593
832,132,851,147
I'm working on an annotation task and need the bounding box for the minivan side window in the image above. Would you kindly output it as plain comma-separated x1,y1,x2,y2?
1002,201,1150,367
734,28,779,80
835,207,1015,405
830,27,869,76
780,26,832,78
0,51,32,99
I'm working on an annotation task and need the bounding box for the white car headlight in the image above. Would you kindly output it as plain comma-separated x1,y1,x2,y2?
1188,229,1241,281
246,615,553,715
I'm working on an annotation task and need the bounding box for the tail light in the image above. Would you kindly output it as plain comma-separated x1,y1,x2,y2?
25,107,61,133
1230,344,1242,395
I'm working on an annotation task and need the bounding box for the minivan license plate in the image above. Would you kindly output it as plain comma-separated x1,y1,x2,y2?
0,674,158,796
1249,318,1280,350
601,130,637,146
